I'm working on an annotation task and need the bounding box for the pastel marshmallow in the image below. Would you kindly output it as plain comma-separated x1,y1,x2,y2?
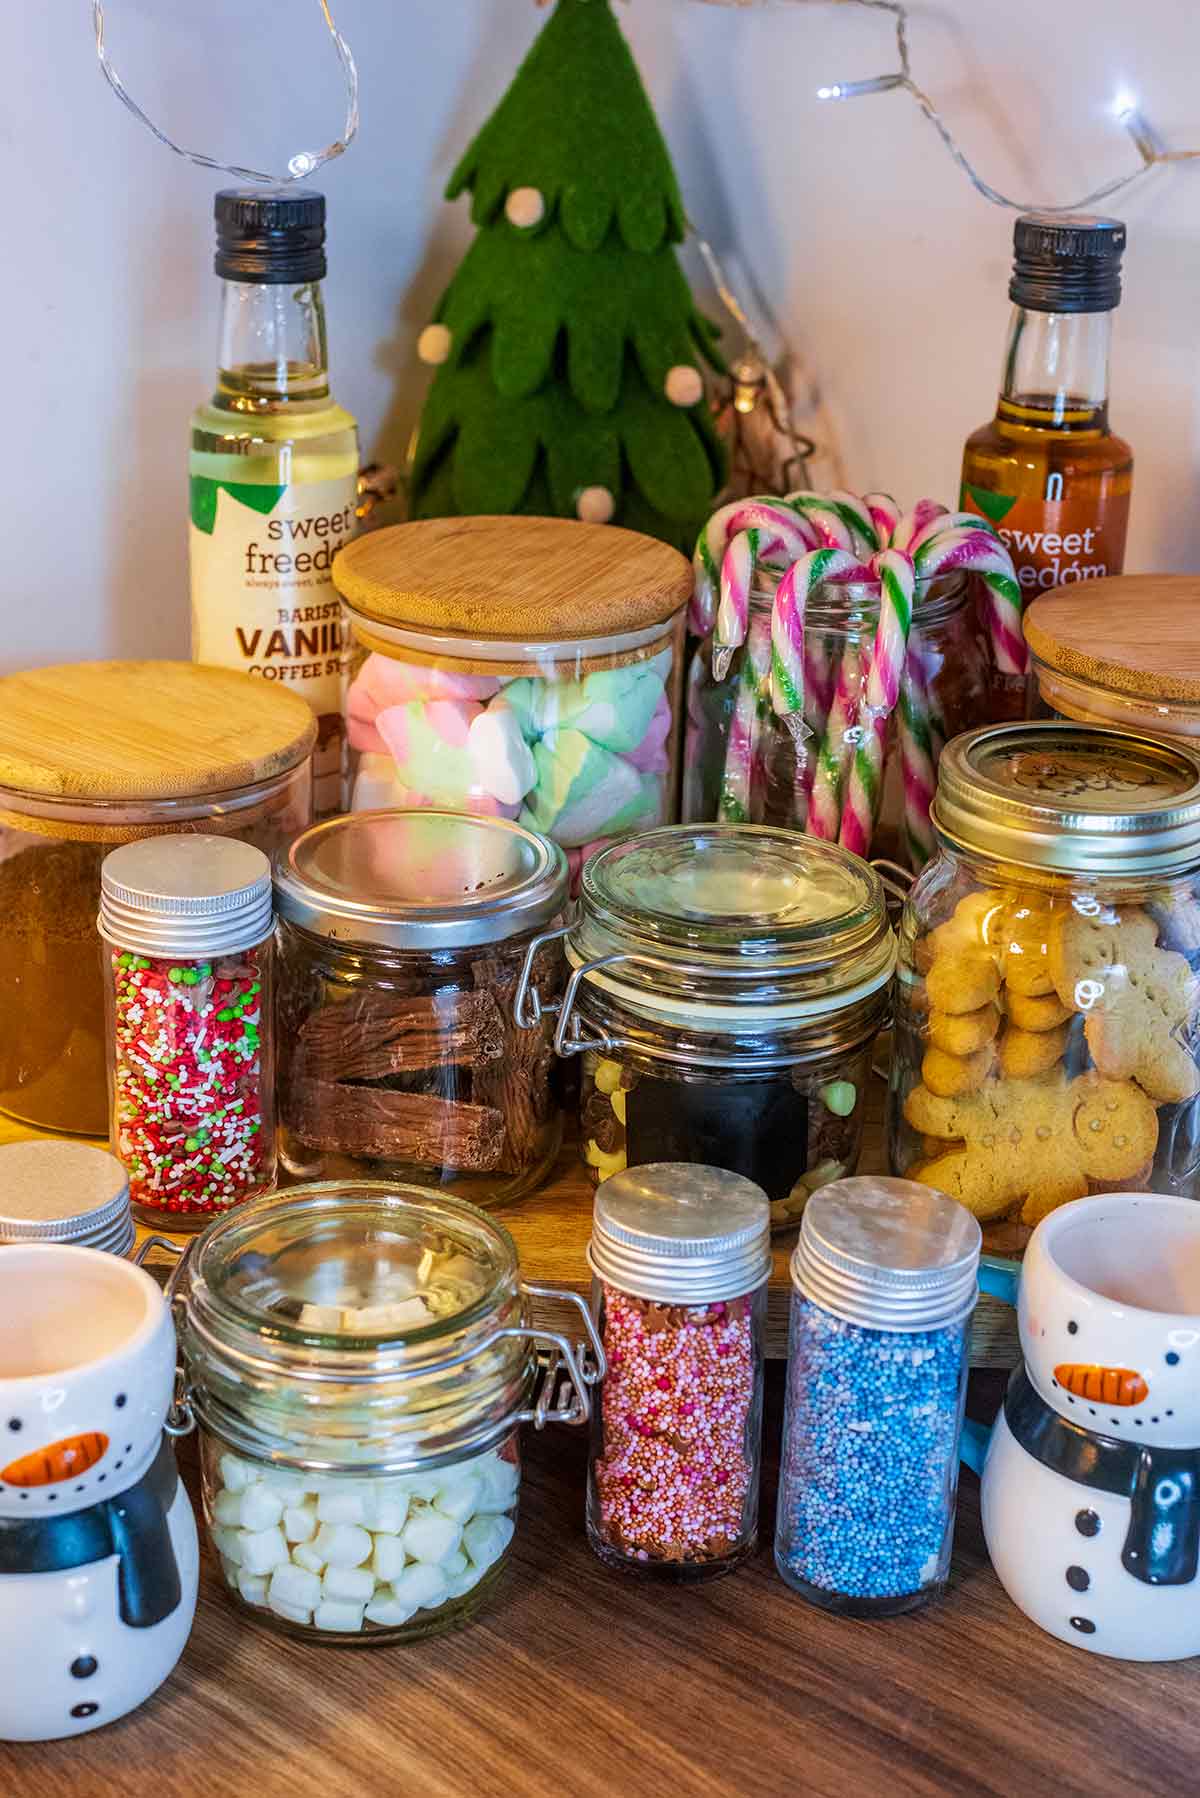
625,693,672,774
467,700,538,806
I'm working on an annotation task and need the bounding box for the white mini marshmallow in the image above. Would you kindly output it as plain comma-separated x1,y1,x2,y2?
213,1488,244,1527
393,1473,443,1500
402,1512,462,1566
237,1569,269,1607
317,1488,374,1527
446,1561,486,1600
463,1514,515,1575
371,1534,408,1584
260,1470,312,1503
391,1562,449,1610
365,1594,419,1627
475,1456,520,1512
210,1524,245,1567
240,1525,291,1575
268,1593,313,1627
284,1503,317,1543
269,1563,323,1611
292,1541,326,1575
373,1492,410,1535
433,1474,483,1523
322,1565,376,1604
220,1556,238,1588
314,1522,372,1568
219,1453,254,1493
442,1549,468,1578
239,1484,285,1532
315,1600,366,1633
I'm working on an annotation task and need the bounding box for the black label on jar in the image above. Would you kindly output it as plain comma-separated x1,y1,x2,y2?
624,1074,807,1202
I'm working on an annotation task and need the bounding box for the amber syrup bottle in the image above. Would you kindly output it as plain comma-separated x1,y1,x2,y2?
961,214,1133,715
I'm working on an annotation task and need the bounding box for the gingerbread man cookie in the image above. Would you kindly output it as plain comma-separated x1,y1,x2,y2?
1049,905,1199,1103
904,1070,1159,1225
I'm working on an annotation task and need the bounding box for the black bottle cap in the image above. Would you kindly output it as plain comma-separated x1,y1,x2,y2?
214,188,326,285
1009,213,1125,314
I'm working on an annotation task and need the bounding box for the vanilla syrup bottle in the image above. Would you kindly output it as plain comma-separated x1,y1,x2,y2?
189,190,359,815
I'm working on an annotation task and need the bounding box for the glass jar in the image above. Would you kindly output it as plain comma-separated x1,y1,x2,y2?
887,721,1200,1261
521,823,894,1231
683,571,988,869
275,811,568,1204
333,516,691,884
99,836,276,1229
586,1162,770,1580
179,1182,602,1643
0,661,313,1136
1026,574,1200,742
776,1176,979,1615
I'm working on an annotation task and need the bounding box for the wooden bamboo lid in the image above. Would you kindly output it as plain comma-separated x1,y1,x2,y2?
1025,576,1200,702
332,516,693,636
0,662,316,800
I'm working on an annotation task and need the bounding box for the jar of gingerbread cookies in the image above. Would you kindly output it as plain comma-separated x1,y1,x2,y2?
887,721,1200,1259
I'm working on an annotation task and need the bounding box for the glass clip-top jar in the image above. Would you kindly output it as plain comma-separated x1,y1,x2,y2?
177,1181,605,1644
516,823,895,1230
275,810,569,1204
586,1162,771,1580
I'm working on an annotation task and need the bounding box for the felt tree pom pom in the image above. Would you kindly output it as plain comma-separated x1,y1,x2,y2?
418,324,454,366
576,485,616,524
665,365,704,408
505,186,547,230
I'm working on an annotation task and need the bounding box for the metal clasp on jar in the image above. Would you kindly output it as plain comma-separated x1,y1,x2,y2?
134,1235,198,1437
516,931,637,1058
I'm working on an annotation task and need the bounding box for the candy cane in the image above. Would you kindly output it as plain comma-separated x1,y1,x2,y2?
898,635,937,868
823,490,880,555
770,548,874,739
718,611,772,824
862,491,901,548
712,529,759,682
807,639,865,842
781,491,859,552
692,498,815,637
863,549,917,717
838,689,888,858
890,499,949,554
915,525,1027,675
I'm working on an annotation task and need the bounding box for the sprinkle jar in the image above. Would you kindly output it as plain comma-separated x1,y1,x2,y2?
586,1162,771,1580
99,835,276,1228
775,1176,980,1615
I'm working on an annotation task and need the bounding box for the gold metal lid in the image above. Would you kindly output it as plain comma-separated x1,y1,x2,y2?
931,721,1200,875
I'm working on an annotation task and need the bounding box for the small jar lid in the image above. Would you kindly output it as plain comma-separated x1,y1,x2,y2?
588,1163,772,1304
333,516,692,639
274,810,568,950
569,824,895,1028
99,835,273,957
0,1141,134,1254
0,662,315,802
932,721,1200,876
1025,577,1200,705
791,1177,980,1332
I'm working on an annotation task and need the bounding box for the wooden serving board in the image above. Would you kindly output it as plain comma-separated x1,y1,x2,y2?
0,1079,1020,1367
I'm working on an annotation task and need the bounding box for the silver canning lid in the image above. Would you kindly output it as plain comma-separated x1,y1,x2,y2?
0,1141,133,1249
99,835,273,957
274,810,568,950
588,1163,772,1304
791,1176,980,1332
932,722,1200,876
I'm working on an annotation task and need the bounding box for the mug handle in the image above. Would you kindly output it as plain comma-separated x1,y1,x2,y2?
960,1256,1021,1474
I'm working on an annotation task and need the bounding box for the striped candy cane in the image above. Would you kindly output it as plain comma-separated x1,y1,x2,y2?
713,529,759,681
862,491,901,548
692,498,815,637
838,552,916,858
891,499,949,554
898,636,937,868
781,491,859,552
915,525,1027,675
770,549,874,740
807,639,865,842
718,611,773,824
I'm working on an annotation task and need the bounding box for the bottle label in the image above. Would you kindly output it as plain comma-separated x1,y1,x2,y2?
189,472,358,814
960,480,1130,594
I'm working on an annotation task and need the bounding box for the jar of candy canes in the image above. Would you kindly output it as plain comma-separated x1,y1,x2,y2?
776,1177,979,1615
520,824,895,1231
99,835,276,1228
0,661,313,1137
274,811,568,1204
334,517,690,885
586,1162,770,1579
179,1182,603,1644
683,569,987,870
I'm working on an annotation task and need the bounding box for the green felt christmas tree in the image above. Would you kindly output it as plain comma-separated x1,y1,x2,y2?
409,0,726,550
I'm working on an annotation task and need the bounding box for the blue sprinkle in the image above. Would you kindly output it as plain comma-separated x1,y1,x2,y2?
776,1299,969,1601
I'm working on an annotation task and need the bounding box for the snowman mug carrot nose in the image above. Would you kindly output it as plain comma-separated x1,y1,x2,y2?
1053,1365,1148,1406
1,1433,109,1487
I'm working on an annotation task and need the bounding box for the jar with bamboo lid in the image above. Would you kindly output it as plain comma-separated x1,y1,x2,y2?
334,516,691,885
0,661,314,1136
1026,575,1200,739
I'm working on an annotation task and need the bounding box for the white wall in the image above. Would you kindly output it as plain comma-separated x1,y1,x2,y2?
6,0,1199,673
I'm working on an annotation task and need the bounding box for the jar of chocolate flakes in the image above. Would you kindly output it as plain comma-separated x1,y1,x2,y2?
274,811,569,1204
519,824,896,1230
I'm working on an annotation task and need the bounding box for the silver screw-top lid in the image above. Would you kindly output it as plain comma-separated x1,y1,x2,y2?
791,1176,980,1331
99,835,273,958
588,1163,772,1305
0,1141,134,1255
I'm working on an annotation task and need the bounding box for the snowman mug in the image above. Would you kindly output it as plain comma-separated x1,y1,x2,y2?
962,1191,1200,1662
0,1243,199,1739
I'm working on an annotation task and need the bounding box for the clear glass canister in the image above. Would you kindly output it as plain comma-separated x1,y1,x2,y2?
887,722,1200,1260
0,661,313,1137
683,571,988,869
179,1182,602,1644
776,1176,979,1615
275,811,569,1204
333,517,691,886
521,824,895,1231
99,835,276,1228
586,1162,770,1579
